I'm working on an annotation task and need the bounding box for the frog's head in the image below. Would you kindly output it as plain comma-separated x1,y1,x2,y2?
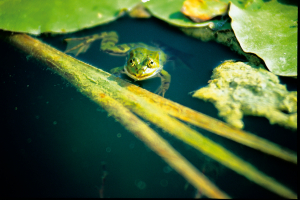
124,47,163,81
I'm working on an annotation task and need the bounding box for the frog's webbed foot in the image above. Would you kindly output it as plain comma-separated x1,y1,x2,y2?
155,82,170,97
64,32,108,56
155,70,171,97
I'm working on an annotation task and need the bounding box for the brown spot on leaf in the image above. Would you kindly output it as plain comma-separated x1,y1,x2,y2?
181,0,228,23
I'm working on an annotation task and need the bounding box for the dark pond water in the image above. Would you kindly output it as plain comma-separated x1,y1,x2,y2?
1,16,297,198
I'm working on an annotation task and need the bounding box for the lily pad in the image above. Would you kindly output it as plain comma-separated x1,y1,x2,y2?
144,0,222,28
229,0,298,76
181,0,229,23
0,0,140,35
0,0,233,34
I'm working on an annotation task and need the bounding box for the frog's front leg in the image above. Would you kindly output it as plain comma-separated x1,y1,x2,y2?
155,70,171,97
110,66,125,77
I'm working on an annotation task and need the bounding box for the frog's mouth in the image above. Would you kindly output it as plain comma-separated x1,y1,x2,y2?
127,72,150,80
125,68,152,81
125,65,162,81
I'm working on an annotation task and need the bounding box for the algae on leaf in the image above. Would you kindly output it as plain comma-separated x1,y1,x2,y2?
229,0,298,76
193,61,297,130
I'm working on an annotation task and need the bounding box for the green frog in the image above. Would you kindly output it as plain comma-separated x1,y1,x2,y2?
64,31,171,96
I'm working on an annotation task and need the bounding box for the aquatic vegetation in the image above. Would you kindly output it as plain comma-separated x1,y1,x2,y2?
0,0,297,198
1,32,296,198
0,0,296,75
229,0,297,76
0,0,141,34
193,60,297,130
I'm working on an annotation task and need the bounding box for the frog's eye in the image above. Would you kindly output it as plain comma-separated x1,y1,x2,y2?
129,59,135,66
148,59,155,67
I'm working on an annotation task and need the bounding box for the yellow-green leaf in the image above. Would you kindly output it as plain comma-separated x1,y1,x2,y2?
229,0,298,76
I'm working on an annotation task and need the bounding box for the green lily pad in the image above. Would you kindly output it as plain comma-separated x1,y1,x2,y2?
0,0,140,35
144,0,221,28
0,0,232,34
229,0,298,76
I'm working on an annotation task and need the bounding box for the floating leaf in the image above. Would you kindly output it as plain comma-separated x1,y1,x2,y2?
0,0,232,34
193,60,297,130
144,0,220,28
0,0,140,35
229,0,298,76
181,0,228,23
